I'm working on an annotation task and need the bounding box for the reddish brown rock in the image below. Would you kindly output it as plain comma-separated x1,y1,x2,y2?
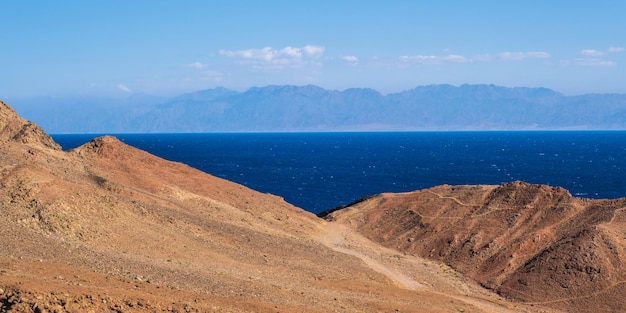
325,182,626,312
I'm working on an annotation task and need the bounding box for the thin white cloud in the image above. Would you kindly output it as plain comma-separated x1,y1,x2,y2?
565,48,622,67
497,51,550,61
399,51,550,65
557,58,616,67
579,49,605,57
399,54,467,64
342,55,359,63
444,54,468,62
187,62,208,69
302,45,325,57
574,58,616,67
219,45,325,66
472,54,494,62
117,83,132,93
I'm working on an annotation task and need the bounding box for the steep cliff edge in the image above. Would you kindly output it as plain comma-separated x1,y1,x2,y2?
324,182,626,312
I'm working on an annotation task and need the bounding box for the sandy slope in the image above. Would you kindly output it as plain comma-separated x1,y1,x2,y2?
0,100,558,312
325,183,626,312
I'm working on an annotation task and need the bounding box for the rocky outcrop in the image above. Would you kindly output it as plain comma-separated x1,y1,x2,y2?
325,181,626,312
0,100,60,150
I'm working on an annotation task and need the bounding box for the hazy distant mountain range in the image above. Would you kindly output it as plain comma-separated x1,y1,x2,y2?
9,84,626,133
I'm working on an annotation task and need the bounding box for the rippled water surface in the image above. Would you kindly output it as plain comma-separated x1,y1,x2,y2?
53,131,626,213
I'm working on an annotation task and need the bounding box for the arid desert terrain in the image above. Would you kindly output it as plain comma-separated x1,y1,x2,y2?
2,100,624,312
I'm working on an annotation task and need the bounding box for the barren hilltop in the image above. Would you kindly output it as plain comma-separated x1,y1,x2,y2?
0,99,621,312
323,183,626,312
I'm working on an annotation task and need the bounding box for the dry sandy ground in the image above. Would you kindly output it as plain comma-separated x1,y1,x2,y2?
325,183,626,312
1,100,562,312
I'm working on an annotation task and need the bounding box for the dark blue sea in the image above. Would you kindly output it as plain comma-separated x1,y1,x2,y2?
52,132,626,214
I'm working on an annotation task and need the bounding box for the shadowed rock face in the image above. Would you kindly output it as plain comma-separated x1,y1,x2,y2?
325,182,626,312
1,100,557,312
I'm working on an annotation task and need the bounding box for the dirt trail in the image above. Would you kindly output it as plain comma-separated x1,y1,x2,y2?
317,222,423,290
316,199,424,290
426,190,476,207
314,221,549,313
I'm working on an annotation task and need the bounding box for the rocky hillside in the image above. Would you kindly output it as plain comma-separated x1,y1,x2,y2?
0,100,557,312
323,182,626,312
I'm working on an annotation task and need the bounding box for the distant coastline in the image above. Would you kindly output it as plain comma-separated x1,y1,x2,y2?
9,84,626,134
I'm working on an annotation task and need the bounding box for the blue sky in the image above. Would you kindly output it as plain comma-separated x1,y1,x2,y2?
2,1,625,98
